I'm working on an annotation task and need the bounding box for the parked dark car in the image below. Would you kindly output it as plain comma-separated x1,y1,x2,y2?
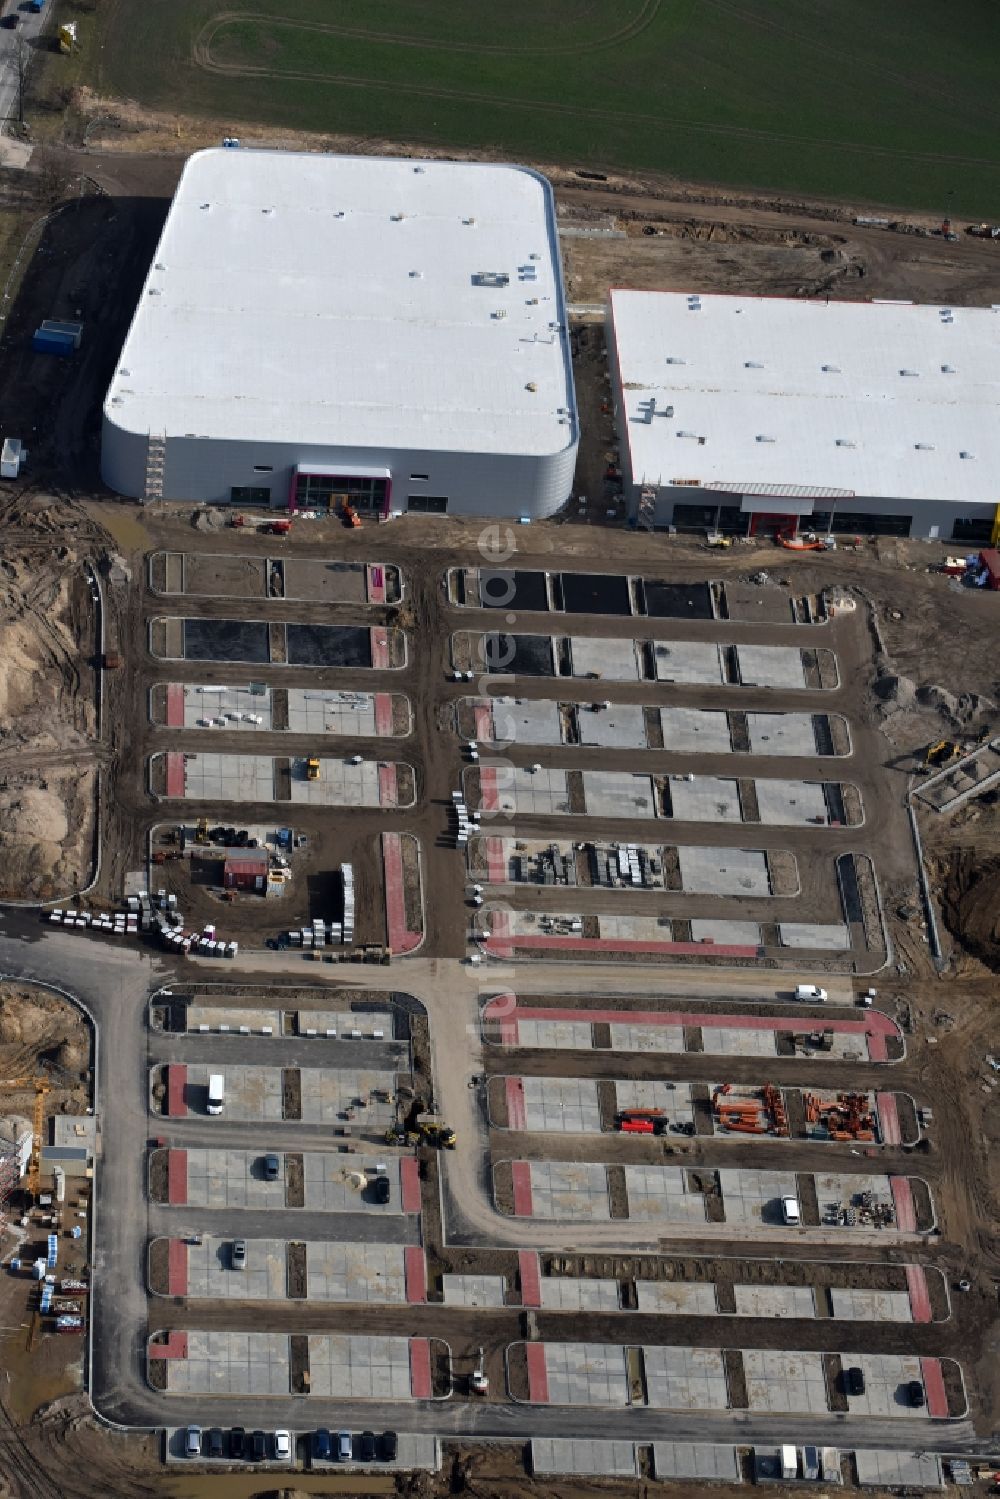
907,1379,926,1407
262,1153,280,1180
844,1366,865,1397
207,1428,225,1458
312,1427,332,1461
229,1427,245,1459
249,1429,267,1461
360,1430,377,1462
378,1430,398,1462
373,1175,391,1204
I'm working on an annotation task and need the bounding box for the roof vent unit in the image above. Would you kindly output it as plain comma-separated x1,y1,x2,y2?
687,296,702,310
835,439,855,448
409,270,423,279
413,165,425,173
744,361,764,369
390,212,406,222
529,252,541,260
821,364,841,373
960,451,975,460
261,207,273,215
676,430,698,439
463,217,477,226
525,382,537,392
899,368,919,376
473,271,510,288
665,357,686,365
914,442,935,451
755,434,776,443
334,211,346,219
941,364,956,373
492,309,507,320
153,263,165,272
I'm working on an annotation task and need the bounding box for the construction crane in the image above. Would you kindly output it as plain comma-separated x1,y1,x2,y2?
0,1077,51,1198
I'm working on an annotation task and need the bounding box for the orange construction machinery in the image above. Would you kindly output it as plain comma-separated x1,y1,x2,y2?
803,1091,876,1142
341,500,362,529
712,1082,789,1137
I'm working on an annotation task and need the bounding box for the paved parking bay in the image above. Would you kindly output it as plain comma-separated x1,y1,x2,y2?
173,684,274,731
624,1166,706,1222
532,1438,636,1476
653,641,723,684
181,1064,283,1121
636,1282,718,1315
526,1161,609,1219
296,1010,395,1038
489,697,562,745
841,1354,927,1417
614,1079,694,1127
179,753,275,802
669,776,742,822
652,1443,741,1482
185,1236,287,1299
744,1349,829,1413
735,645,807,689
643,1346,729,1410
307,1242,407,1303
541,1343,629,1406
690,918,761,945
515,1018,594,1050
568,637,641,680
609,1022,685,1053
660,707,732,754
719,1168,798,1226
582,770,656,819
677,845,776,896
307,1335,412,1399
747,712,821,756
733,1285,816,1318
298,1068,397,1126
756,779,831,825
184,1150,287,1210
286,690,380,737
186,1005,282,1034
518,1076,602,1133
830,1288,911,1322
484,766,570,816
289,758,396,808
442,1274,506,1307
814,1172,896,1226
701,1026,779,1058
855,1450,943,1488
577,703,647,750
779,922,850,949
303,1155,402,1213
163,1330,290,1395
540,1278,620,1312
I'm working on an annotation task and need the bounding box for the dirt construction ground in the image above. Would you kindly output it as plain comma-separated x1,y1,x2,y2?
2,93,1000,1499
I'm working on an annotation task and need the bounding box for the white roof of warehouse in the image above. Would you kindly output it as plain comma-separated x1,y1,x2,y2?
611,290,1000,504
105,150,576,456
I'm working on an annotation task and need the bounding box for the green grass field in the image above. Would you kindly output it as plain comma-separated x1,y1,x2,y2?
91,0,1000,215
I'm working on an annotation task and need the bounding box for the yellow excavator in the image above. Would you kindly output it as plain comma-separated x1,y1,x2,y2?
922,740,960,772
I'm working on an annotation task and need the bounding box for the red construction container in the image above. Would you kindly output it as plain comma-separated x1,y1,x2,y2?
223,855,268,891
619,1118,655,1134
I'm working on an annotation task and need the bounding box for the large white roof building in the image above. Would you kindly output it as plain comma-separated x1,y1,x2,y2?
102,149,578,518
609,290,1000,540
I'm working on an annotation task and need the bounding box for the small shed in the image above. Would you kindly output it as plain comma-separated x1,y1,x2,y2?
223,854,268,892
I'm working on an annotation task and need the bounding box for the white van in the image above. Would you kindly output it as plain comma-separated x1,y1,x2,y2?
207,1073,225,1115
794,983,827,1002
781,1195,801,1225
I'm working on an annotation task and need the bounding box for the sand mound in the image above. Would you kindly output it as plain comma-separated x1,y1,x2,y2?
0,786,68,845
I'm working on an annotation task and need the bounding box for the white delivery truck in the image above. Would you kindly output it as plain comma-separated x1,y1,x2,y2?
781,1445,798,1480
795,983,827,1002
206,1073,225,1115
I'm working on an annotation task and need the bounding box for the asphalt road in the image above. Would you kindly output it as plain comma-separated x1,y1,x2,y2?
0,0,49,127
0,915,991,1455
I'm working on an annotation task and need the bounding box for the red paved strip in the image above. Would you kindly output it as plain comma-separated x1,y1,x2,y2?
374,692,394,737
149,1329,189,1360
876,1092,902,1145
500,1013,519,1047
167,1149,188,1206
381,831,421,954
867,1031,888,1062
408,1338,432,1398
165,684,184,728
399,1156,422,1214
366,564,386,605
919,1355,949,1418
485,909,514,958
378,763,398,808
905,1264,933,1324
479,766,500,813
519,1250,542,1308
505,1077,527,1132
166,1064,187,1119
167,1239,188,1297
404,1247,427,1304
485,836,507,884
890,1175,917,1231
485,934,758,958
511,1160,533,1217
165,752,185,799
474,703,493,742
525,1342,549,1404
370,626,389,669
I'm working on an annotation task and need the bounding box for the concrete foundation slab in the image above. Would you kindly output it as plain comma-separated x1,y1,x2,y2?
286,689,379,737
298,1068,397,1127
643,1345,728,1409
624,1165,706,1222
652,1443,740,1482
486,766,570,816
660,707,731,754
677,845,774,896
614,1079,694,1127
582,770,657,819
719,1167,799,1226
184,1150,286,1210
669,776,742,822
307,1334,412,1399
179,753,275,802
779,922,851,949
653,641,723,684
185,1005,282,1033
636,1282,718,1315
532,1438,636,1476
568,637,641,680
855,1450,943,1488
609,1022,685,1053
733,1285,816,1318
744,1348,828,1413
519,1076,602,1134
540,1278,620,1312
577,702,647,749
515,1018,594,1050
176,684,274,731
735,645,806,689
164,1330,289,1395
829,1288,912,1322
541,1342,629,1406
747,712,819,756
185,1236,286,1300
307,1242,406,1303
442,1274,506,1308
701,1027,778,1058
288,757,393,808
689,918,761,945
756,779,830,825
181,1064,283,1121
526,1161,610,1219
303,1155,402,1213
489,697,563,746
841,1353,927,1417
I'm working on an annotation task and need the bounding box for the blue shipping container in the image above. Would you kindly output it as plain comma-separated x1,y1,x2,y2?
32,331,74,357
